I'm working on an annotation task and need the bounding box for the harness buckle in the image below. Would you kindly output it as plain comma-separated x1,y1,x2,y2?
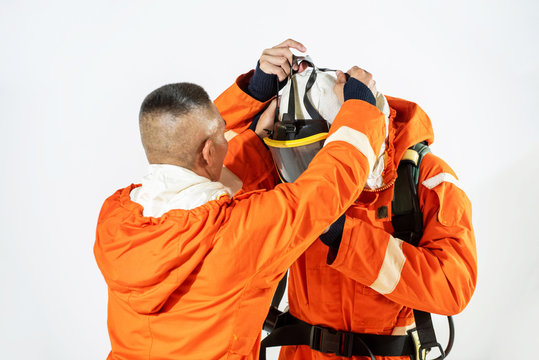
309,325,354,357
418,342,445,360
408,328,446,360
262,306,282,333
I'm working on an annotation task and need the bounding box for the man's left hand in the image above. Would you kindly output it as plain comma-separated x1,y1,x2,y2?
259,39,307,81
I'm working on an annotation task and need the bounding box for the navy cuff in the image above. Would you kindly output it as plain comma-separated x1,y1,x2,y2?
247,62,288,102
319,214,346,247
344,78,376,106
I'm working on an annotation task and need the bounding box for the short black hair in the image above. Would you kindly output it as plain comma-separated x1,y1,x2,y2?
139,82,212,118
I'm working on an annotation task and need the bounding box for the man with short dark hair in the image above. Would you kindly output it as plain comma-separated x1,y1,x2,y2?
138,82,223,176
94,39,386,360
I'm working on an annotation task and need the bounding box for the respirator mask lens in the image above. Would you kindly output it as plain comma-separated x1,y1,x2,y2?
263,132,327,183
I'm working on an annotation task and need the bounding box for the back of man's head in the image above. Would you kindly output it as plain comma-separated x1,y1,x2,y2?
139,83,216,168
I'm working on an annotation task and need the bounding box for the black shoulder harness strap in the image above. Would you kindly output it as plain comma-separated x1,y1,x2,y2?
391,142,431,246
260,143,454,360
392,143,453,360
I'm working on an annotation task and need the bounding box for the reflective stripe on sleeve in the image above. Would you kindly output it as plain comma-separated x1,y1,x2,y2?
370,235,406,294
422,172,461,190
224,130,239,142
324,126,376,171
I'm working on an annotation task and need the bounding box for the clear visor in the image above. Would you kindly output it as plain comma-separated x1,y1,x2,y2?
264,134,327,183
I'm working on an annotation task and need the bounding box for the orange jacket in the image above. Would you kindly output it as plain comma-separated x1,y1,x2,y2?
94,73,386,360
279,97,477,360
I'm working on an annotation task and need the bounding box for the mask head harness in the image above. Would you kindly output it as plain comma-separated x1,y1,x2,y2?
263,56,338,183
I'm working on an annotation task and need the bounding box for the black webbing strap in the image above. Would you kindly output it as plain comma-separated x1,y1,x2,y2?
271,272,287,308
283,66,325,121
392,160,423,245
262,272,288,332
281,59,329,123
282,76,297,140
413,310,445,360
260,311,415,360
391,143,430,246
302,69,324,120
286,74,296,118
392,143,449,360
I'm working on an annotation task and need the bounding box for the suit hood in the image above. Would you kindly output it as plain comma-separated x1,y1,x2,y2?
386,96,435,168
94,185,228,314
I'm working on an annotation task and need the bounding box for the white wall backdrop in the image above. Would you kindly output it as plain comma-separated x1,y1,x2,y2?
1,0,538,359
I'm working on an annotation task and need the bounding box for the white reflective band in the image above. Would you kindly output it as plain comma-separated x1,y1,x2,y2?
422,172,461,190
224,130,239,142
370,235,406,295
391,323,416,336
324,126,376,171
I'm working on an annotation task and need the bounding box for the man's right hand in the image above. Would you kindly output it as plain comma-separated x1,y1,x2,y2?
334,66,377,106
259,39,307,81
254,99,277,139
248,39,307,102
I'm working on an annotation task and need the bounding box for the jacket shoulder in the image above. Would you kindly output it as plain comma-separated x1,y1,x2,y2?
419,152,459,184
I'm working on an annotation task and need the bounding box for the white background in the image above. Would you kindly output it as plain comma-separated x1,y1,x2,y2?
1,0,538,359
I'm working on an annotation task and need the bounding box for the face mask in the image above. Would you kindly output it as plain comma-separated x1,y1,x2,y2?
264,56,341,183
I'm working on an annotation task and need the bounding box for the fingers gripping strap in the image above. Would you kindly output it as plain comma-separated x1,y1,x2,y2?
324,126,376,172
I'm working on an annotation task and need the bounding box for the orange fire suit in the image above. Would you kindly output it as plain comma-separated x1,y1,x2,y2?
93,72,387,360
277,96,477,360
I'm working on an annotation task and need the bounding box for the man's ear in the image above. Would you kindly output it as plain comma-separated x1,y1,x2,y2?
201,138,215,167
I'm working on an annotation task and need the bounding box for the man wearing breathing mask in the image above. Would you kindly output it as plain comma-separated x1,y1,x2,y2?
243,48,477,360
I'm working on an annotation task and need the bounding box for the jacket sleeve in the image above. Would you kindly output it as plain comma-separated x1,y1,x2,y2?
214,70,271,134
328,153,477,315
223,129,277,192
221,99,387,287
215,71,277,193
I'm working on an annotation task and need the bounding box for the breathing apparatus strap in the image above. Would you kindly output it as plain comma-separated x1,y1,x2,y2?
412,310,446,360
273,54,340,129
260,311,415,360
302,68,324,120
392,142,431,245
392,143,451,360
263,271,288,332
276,60,329,140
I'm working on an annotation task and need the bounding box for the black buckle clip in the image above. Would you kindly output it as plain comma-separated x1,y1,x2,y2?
262,306,282,333
309,325,354,357
418,342,445,360
273,119,296,140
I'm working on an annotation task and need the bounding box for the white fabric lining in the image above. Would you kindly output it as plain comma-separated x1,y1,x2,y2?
366,92,390,189
130,164,232,217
